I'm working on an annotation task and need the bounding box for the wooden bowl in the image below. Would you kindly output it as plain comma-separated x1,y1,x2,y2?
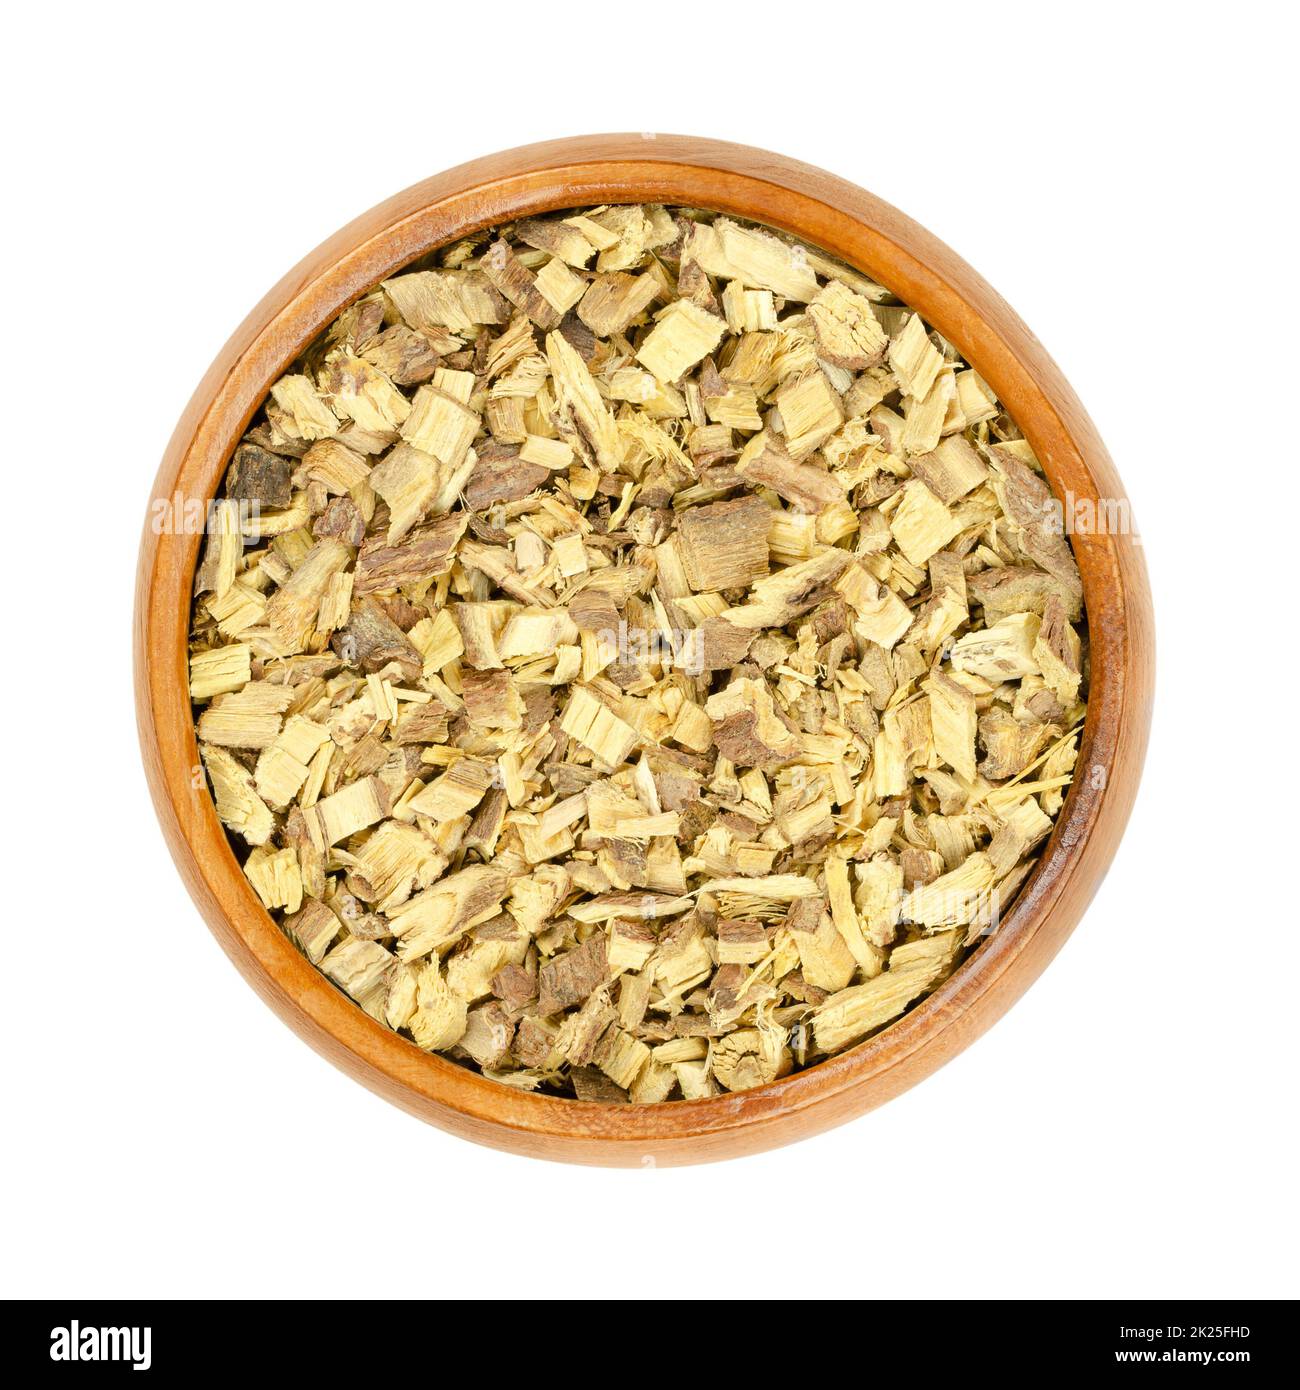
135,134,1154,1165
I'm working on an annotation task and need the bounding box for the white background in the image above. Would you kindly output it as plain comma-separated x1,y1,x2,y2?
3,1,1295,1301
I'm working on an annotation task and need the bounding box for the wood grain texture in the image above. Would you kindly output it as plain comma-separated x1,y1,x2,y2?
134,134,1155,1165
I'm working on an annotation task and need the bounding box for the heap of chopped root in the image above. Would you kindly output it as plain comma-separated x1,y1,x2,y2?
189,204,1086,1103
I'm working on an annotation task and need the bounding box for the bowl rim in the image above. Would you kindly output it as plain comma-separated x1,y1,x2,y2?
134,133,1154,1165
